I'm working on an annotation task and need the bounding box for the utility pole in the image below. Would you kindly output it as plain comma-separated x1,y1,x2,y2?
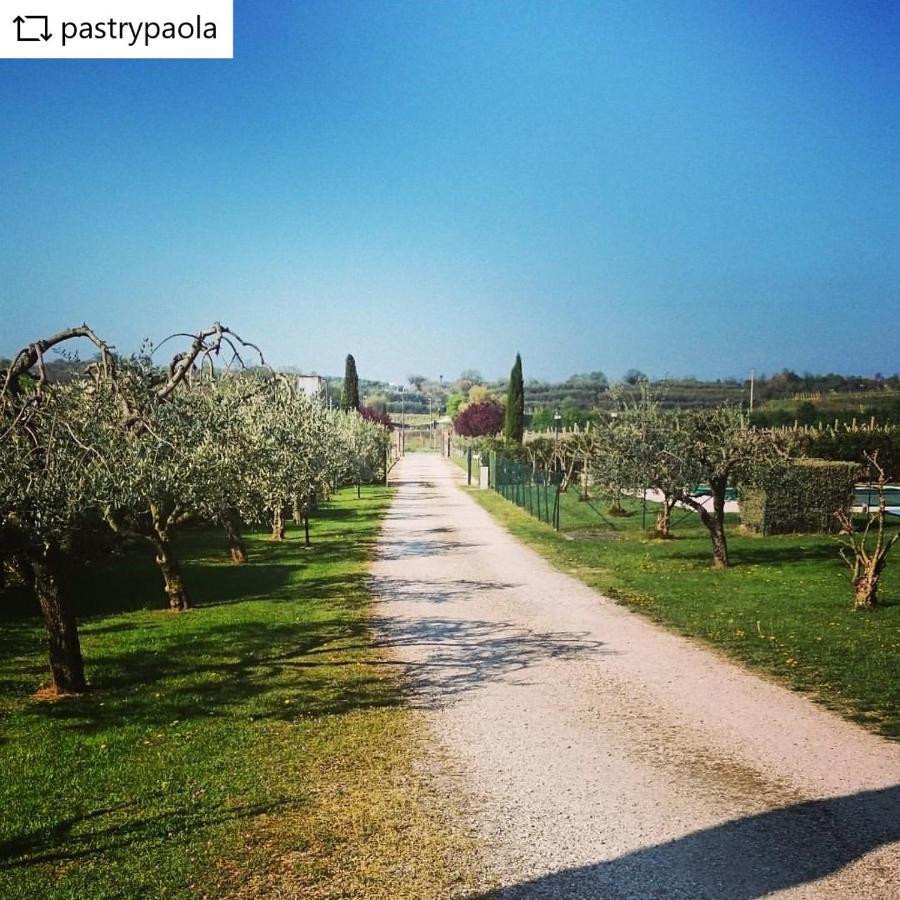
429,395,435,450
749,369,755,413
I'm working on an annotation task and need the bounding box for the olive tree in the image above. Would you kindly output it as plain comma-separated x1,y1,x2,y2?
834,451,899,609
615,396,694,538
586,416,637,516
0,384,113,693
99,381,227,610
97,325,266,610
231,379,336,540
0,325,116,693
335,408,391,498
668,407,780,567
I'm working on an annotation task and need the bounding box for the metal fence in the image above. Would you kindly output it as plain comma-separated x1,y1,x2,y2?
492,453,562,529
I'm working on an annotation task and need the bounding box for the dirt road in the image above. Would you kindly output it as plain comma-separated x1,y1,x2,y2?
370,454,900,898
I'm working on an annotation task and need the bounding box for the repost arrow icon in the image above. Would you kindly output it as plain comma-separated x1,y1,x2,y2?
13,14,52,42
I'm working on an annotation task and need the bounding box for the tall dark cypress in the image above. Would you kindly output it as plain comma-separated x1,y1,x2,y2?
341,354,360,412
504,353,525,442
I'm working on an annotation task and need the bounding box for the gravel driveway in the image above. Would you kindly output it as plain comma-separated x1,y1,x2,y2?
370,454,900,899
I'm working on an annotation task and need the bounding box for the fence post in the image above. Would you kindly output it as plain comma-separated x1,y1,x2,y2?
553,482,561,530
467,447,472,486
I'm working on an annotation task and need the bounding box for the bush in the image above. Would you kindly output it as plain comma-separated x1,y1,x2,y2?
740,459,860,535
360,406,394,431
445,393,466,419
454,400,504,437
472,435,530,464
529,408,554,431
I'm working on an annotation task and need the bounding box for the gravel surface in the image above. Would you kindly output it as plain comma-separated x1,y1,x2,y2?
370,455,900,899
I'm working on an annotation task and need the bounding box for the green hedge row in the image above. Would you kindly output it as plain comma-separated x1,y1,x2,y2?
791,428,900,480
740,459,860,535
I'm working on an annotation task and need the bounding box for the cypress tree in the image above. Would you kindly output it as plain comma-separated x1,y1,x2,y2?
504,353,525,442
341,354,360,412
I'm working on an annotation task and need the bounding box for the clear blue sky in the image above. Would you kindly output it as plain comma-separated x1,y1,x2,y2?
1,0,898,382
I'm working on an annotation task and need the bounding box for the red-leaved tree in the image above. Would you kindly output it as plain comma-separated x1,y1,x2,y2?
454,400,504,437
360,406,394,431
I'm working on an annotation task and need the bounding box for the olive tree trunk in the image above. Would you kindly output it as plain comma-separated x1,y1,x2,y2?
148,503,190,610
30,544,87,694
655,494,678,538
853,573,880,609
680,478,730,567
104,507,191,611
148,534,190,611
221,507,248,564
271,506,285,541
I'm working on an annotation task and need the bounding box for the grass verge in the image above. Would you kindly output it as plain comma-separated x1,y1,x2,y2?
0,486,482,898
464,481,900,739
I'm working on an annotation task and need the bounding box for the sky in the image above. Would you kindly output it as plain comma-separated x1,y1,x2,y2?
1,0,898,383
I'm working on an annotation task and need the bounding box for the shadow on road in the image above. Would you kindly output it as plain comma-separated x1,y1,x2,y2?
369,575,520,605
375,538,480,561
371,616,608,707
477,784,900,899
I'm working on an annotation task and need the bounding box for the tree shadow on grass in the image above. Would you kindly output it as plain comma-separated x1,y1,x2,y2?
477,784,900,899
73,553,303,617
20,610,611,733
22,614,400,735
192,569,365,609
0,585,40,621
0,617,47,701
0,793,294,872
1,500,395,728
0,510,382,621
669,542,842,567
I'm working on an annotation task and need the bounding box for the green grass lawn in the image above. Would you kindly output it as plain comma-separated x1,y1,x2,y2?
0,487,482,899
465,479,900,739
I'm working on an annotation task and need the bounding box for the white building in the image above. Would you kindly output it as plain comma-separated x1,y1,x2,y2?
296,374,324,399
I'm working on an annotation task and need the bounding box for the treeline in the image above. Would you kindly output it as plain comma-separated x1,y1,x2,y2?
753,393,900,428
754,369,900,400
233,365,900,422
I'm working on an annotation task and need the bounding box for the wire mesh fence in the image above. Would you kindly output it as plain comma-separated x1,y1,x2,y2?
491,453,562,529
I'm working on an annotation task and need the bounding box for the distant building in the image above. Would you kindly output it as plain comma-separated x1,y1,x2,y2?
296,374,324,399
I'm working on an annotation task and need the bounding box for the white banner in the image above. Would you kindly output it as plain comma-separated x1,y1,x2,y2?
1,1,233,58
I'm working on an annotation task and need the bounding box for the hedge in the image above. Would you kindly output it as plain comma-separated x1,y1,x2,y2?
740,459,860,535
789,426,900,481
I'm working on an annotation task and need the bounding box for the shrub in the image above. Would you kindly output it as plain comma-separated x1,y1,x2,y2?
740,459,860,535
529,408,554,431
360,406,394,431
